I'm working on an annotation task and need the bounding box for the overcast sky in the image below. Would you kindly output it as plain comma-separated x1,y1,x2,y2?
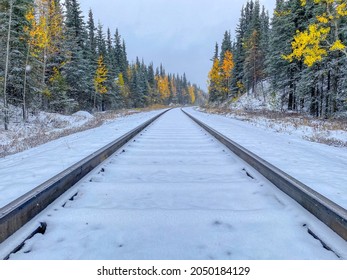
79,0,276,91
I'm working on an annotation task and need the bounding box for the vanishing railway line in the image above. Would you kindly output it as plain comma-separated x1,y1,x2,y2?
0,108,346,259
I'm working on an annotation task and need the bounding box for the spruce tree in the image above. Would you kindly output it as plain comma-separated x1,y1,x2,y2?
220,31,232,63
231,4,247,96
0,0,32,128
87,9,97,58
63,0,91,110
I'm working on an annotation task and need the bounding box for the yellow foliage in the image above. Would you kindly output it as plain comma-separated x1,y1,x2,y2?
301,0,347,19
283,24,330,67
42,87,51,97
221,50,234,79
23,0,64,91
236,80,245,95
47,0,64,55
116,73,129,99
24,7,49,57
336,3,347,17
208,58,222,90
316,15,329,23
330,40,346,51
94,55,108,94
220,50,234,95
116,73,125,88
155,75,170,100
49,66,60,83
274,10,291,17
288,0,347,65
188,85,195,104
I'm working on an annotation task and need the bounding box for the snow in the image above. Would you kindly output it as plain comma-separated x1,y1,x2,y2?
225,111,347,146
1,108,347,260
72,110,94,119
0,109,166,207
25,65,32,72
211,90,347,147
0,107,97,156
187,107,347,210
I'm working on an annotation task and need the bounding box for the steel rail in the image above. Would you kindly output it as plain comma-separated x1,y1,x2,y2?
182,108,347,241
0,109,170,243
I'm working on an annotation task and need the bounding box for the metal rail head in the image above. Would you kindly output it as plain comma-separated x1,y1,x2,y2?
0,109,170,244
182,108,347,242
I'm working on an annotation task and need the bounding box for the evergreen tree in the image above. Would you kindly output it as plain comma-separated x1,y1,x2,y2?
94,54,108,109
96,22,106,56
113,29,122,75
231,4,247,96
86,9,96,58
0,0,205,121
1,0,33,128
63,0,91,110
213,42,219,61
265,0,347,117
267,0,303,111
242,0,268,97
220,31,232,63
121,40,128,80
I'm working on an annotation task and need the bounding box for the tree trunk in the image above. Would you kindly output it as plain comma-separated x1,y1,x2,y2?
23,45,31,122
288,82,295,111
41,47,47,110
3,0,13,130
93,92,97,110
324,70,331,118
310,87,317,116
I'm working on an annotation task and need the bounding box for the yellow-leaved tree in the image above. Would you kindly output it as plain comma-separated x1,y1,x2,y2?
188,85,196,104
116,73,130,107
25,0,63,84
94,55,108,108
283,0,347,66
220,50,234,98
23,0,64,115
207,58,222,102
155,75,170,101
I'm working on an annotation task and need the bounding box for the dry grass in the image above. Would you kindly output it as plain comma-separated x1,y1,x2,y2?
202,106,347,131
200,106,347,147
0,116,103,158
303,136,347,147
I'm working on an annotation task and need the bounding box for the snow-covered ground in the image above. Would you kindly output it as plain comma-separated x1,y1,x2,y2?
186,107,347,210
224,109,346,147
2,108,347,260
214,92,347,147
0,106,148,157
0,109,166,208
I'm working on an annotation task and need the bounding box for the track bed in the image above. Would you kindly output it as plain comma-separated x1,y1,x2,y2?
3,109,347,259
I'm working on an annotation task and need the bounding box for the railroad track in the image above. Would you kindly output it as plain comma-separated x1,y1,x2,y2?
0,110,169,249
0,108,346,259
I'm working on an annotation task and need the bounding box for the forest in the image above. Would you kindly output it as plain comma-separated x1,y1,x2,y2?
0,0,205,130
208,0,347,119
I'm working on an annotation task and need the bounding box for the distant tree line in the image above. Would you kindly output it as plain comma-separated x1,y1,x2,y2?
208,0,347,118
0,0,206,130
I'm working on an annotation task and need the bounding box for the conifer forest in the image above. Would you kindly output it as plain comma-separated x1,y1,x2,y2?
1,0,347,132
208,0,347,118
0,0,205,130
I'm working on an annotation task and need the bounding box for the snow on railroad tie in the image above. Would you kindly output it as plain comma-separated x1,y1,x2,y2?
8,108,347,260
